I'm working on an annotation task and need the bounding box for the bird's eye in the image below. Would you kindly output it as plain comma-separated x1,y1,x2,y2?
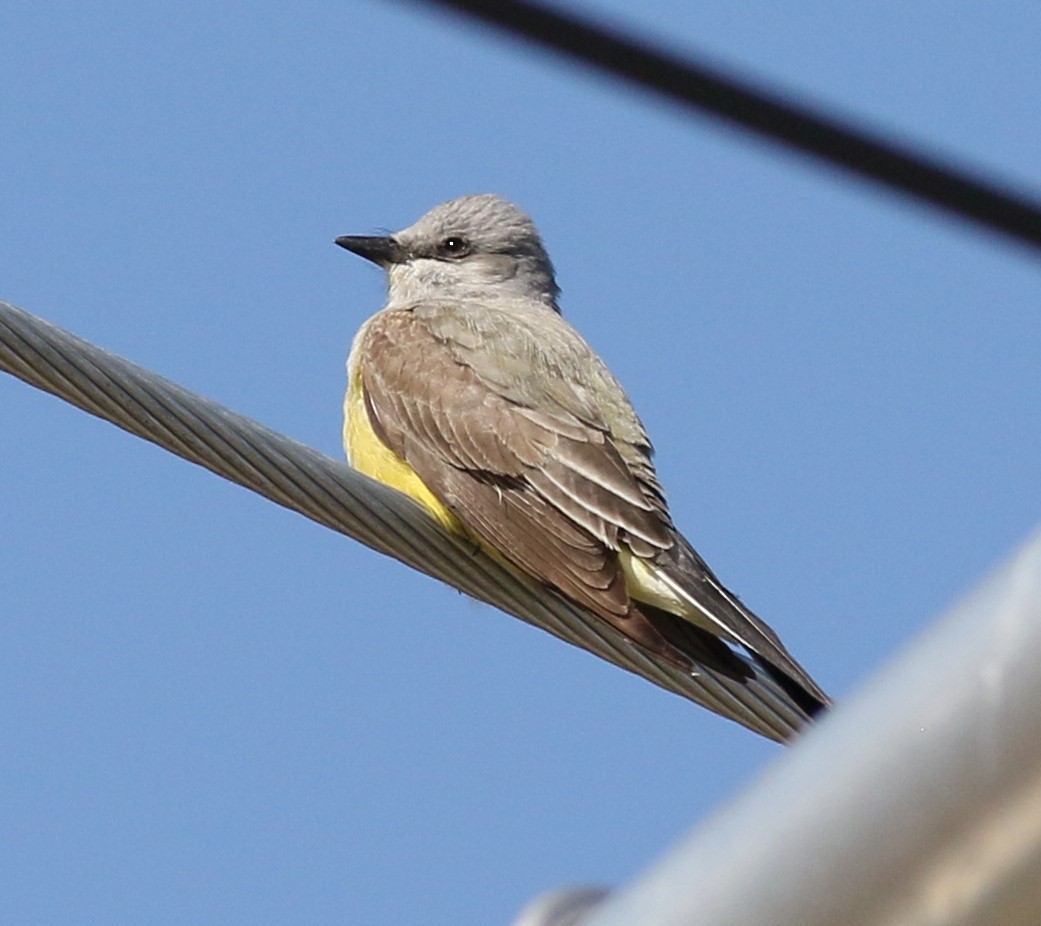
439,236,471,258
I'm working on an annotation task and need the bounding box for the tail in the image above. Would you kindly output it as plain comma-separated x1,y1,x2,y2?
639,600,828,723
646,535,831,724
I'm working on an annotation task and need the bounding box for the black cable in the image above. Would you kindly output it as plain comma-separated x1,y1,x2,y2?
405,0,1041,253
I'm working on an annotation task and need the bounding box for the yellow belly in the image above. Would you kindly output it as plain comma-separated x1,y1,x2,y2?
343,364,463,535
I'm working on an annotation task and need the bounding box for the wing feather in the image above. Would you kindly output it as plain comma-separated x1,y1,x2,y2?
358,303,828,723
360,307,668,621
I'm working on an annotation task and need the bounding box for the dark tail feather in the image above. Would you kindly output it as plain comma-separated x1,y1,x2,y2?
639,601,829,726
639,602,754,684
760,660,830,719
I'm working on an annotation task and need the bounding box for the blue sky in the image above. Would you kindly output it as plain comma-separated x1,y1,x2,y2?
3,2,1040,924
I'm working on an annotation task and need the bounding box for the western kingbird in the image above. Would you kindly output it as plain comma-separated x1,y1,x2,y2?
336,194,829,737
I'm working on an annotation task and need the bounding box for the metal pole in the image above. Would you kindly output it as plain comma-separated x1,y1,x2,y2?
573,528,1041,926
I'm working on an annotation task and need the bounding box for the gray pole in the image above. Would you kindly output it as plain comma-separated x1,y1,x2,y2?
574,529,1041,926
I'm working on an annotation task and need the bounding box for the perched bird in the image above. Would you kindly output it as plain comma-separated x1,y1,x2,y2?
336,194,829,741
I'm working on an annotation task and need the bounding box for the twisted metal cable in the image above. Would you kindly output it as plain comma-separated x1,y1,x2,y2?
1,298,806,741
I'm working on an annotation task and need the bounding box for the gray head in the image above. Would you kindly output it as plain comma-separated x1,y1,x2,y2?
336,194,560,311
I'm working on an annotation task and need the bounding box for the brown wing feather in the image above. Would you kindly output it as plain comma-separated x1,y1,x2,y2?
358,305,829,720
360,308,679,640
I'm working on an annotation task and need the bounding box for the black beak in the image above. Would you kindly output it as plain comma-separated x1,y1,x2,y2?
334,235,406,267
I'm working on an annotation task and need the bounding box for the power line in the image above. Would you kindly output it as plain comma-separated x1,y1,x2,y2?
407,0,1041,253
0,298,808,742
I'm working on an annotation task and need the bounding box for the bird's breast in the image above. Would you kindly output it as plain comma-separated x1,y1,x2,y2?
343,327,463,535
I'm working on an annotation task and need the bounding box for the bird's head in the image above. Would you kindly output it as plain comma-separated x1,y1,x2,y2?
336,194,560,311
